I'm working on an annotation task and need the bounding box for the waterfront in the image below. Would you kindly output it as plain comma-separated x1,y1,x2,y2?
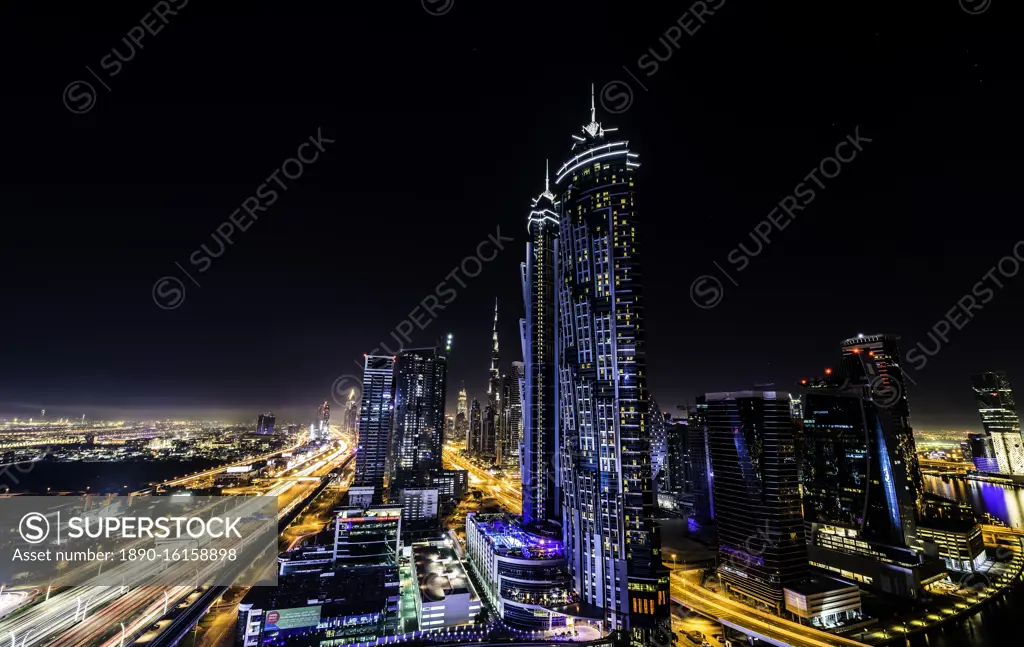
910,475,1024,647
0,458,223,493
923,473,1024,529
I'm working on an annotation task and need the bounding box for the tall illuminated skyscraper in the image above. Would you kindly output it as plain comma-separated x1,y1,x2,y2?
520,163,561,526
506,361,525,472
840,333,922,539
555,89,669,645
483,300,501,461
390,346,449,489
702,391,808,611
457,385,469,418
971,372,1024,474
316,401,331,439
354,355,396,503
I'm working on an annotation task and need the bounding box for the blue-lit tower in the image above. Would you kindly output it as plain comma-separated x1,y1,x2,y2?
520,161,561,526
555,88,669,645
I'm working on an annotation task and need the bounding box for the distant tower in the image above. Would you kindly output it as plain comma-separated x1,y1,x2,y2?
506,361,525,472
256,413,276,435
354,355,396,503
457,386,468,417
344,388,359,436
317,401,331,439
468,398,482,455
483,300,501,461
971,372,1024,474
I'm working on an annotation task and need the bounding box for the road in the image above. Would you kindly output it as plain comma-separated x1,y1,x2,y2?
0,441,350,647
443,446,521,513
670,569,868,647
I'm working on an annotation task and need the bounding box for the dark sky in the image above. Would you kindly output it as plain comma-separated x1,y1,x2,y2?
1,0,1020,432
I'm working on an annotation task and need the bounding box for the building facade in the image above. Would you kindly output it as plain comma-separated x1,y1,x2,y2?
466,513,576,631
390,346,448,489
840,333,922,540
520,164,561,526
701,391,808,612
972,372,1024,475
256,413,275,435
317,401,331,440
555,92,669,645
354,355,396,502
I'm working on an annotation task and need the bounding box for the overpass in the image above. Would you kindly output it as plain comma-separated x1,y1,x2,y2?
670,570,869,647
146,454,353,647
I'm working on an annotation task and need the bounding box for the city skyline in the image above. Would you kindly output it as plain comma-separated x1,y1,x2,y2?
2,3,1021,434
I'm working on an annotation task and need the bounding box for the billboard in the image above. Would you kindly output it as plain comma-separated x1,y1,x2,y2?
265,606,322,631
226,465,253,473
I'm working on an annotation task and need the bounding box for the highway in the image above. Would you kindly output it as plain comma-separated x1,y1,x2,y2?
670,569,868,647
443,445,521,514
0,441,350,647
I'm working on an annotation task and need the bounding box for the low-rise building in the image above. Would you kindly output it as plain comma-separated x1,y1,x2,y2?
465,513,577,631
783,577,862,629
412,542,481,629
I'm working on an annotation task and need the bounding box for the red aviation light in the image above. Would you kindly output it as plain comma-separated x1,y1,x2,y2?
825,368,833,375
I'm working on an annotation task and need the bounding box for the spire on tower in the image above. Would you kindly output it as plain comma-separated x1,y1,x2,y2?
590,82,596,123
545,159,550,194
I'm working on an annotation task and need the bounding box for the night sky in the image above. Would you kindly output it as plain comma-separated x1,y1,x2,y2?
1,0,1020,432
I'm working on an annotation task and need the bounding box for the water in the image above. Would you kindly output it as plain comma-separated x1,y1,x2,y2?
0,458,222,494
923,474,1024,529
910,475,1024,647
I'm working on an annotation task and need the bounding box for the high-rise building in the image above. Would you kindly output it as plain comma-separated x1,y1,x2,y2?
555,90,669,645
971,372,1024,475
390,346,448,489
256,413,275,435
701,391,807,613
839,333,922,536
520,164,561,526
798,338,946,598
505,361,524,473
649,398,668,488
971,371,1021,436
317,401,331,440
457,385,468,418
468,398,482,455
354,355,396,502
483,300,501,462
990,431,1024,475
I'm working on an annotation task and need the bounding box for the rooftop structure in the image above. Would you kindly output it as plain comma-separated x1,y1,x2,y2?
412,542,481,629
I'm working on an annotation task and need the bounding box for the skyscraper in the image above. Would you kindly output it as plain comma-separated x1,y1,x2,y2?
555,90,668,644
483,300,501,462
455,384,469,446
256,413,275,435
840,334,922,540
354,355,396,503
506,361,524,473
317,401,331,439
799,338,945,597
468,398,482,455
390,346,448,489
649,398,668,487
971,372,1024,474
701,391,807,613
520,163,561,526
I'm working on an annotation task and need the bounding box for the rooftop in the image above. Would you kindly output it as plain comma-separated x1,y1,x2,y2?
413,544,477,603
469,513,565,560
